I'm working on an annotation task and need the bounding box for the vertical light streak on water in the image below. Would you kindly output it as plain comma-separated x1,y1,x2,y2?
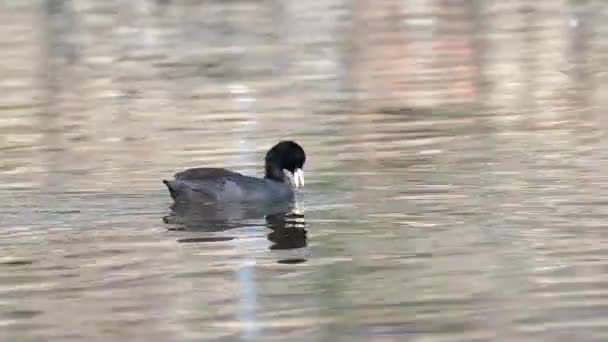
230,83,262,339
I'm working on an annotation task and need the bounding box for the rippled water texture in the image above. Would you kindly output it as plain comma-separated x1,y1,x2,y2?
3,1,608,341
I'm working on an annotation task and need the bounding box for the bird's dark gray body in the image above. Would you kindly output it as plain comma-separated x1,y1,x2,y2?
162,141,306,206
163,167,295,204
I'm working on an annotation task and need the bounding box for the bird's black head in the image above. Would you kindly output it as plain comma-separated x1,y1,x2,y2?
264,141,306,187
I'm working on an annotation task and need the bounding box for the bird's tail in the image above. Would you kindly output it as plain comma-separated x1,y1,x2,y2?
162,180,178,199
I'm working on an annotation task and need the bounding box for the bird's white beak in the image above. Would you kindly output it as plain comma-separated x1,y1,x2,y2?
293,168,305,188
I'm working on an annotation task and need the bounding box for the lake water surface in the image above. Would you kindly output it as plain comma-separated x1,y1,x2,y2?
2,1,608,341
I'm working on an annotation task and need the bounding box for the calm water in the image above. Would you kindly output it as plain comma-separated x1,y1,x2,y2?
3,1,608,341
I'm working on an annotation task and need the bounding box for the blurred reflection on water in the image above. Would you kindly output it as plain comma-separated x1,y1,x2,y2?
2,1,608,341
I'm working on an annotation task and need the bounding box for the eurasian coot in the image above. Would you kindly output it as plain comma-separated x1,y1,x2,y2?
162,141,305,204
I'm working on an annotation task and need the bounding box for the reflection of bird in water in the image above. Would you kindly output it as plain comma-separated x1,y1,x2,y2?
163,199,294,231
163,200,308,252
265,211,307,250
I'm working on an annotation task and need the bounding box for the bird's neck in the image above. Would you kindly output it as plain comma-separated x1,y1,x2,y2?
265,164,285,182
